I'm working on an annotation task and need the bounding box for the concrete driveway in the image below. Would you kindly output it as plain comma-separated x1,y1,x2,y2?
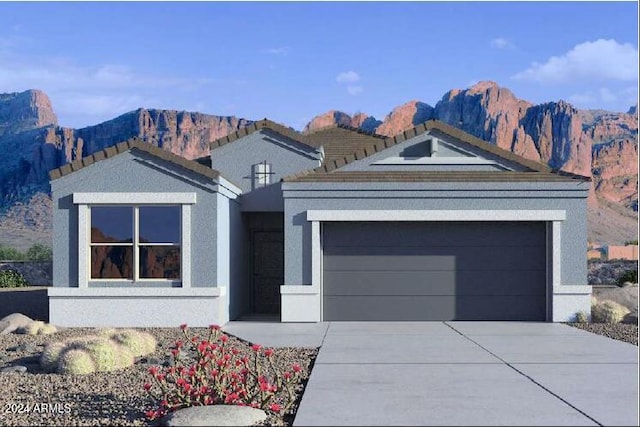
225,322,638,426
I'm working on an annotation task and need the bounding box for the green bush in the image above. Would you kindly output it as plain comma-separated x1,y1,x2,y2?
617,269,638,286
0,270,29,288
592,300,630,324
0,245,25,261
26,244,52,261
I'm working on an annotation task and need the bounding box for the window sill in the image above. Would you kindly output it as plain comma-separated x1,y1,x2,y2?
48,287,221,298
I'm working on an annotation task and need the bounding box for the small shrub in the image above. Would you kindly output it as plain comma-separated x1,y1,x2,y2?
25,244,52,261
58,349,96,375
0,245,25,261
143,324,305,421
574,311,589,323
592,300,631,324
617,269,638,286
0,270,28,288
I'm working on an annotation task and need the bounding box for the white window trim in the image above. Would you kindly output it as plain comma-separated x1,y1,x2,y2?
280,209,566,323
74,192,194,288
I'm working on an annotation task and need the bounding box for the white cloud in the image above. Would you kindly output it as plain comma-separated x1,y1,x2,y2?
263,47,288,55
0,41,216,127
512,39,638,83
347,85,363,95
336,71,360,84
568,86,638,108
490,38,515,50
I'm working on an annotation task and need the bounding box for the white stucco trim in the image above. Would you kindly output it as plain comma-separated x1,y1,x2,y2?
307,210,567,222
372,157,497,165
552,220,562,287
217,176,242,198
553,285,591,294
48,287,221,297
281,209,569,323
181,204,192,288
77,204,89,288
73,192,197,204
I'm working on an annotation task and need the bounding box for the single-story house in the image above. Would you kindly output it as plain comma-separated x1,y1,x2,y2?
48,119,591,326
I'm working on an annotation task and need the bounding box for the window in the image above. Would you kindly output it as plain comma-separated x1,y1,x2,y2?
90,206,181,280
254,162,272,186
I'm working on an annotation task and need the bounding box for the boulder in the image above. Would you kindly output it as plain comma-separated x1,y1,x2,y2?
0,313,34,335
1,365,28,374
161,405,267,427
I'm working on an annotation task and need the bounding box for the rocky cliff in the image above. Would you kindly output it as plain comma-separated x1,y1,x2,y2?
305,81,638,244
0,91,251,210
0,84,637,245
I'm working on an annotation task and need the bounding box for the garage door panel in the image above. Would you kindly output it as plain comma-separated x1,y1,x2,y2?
322,221,547,321
323,295,547,321
324,246,545,271
323,222,546,247
323,270,545,296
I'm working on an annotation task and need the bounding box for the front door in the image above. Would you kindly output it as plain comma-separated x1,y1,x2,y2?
251,230,284,314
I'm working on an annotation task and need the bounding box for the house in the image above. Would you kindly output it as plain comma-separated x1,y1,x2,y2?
47,119,591,326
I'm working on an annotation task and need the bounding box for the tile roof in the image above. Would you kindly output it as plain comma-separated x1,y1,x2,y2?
210,119,316,150
284,119,591,183
49,138,220,181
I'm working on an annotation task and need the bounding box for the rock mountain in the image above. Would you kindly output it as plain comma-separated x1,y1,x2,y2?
0,82,637,246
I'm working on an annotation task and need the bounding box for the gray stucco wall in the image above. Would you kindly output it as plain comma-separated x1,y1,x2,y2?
210,130,321,211
51,150,221,289
339,132,527,172
282,181,589,290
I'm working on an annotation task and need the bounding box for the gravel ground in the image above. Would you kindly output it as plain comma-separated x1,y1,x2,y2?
0,327,318,426
565,322,638,346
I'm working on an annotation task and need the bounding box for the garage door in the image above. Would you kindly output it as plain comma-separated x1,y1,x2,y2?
323,221,547,321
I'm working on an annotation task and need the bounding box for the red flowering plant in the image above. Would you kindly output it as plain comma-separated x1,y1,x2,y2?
143,324,304,421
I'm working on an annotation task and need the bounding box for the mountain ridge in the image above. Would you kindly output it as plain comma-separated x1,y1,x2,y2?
0,82,637,246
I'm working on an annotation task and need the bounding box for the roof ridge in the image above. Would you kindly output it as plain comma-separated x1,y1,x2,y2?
305,123,386,139
210,118,317,150
50,137,220,181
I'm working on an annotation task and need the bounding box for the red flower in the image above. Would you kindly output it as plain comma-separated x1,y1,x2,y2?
251,344,261,352
160,400,169,408
270,403,282,413
176,378,187,387
143,383,152,391
179,323,188,331
171,348,180,357
144,410,156,420
209,324,221,331
156,373,166,382
231,348,240,355
292,364,301,373
264,348,274,357
283,372,292,380
183,383,192,393
250,402,260,408
197,342,207,353
148,366,159,375
220,335,229,343
224,392,239,403
175,340,184,349
211,369,219,377
258,375,267,384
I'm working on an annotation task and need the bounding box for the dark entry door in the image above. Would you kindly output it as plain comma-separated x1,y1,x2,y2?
251,230,284,314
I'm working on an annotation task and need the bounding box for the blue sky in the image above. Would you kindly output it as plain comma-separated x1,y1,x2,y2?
0,2,637,129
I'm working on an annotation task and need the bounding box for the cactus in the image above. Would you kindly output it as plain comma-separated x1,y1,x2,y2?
107,329,156,357
114,344,136,369
58,349,96,375
20,321,58,335
41,341,67,372
592,300,630,324
80,338,120,372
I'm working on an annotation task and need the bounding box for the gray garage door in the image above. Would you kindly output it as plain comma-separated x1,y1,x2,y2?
323,221,547,321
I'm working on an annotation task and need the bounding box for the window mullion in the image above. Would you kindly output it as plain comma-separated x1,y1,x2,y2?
134,206,139,282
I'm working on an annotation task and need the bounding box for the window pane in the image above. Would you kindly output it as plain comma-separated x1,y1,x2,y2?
139,206,180,244
139,246,181,279
91,246,133,279
91,207,133,243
